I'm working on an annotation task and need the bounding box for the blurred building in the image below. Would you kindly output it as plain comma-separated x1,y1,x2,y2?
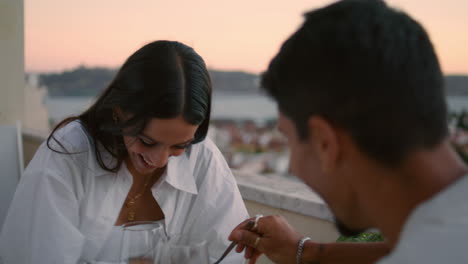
23,74,49,132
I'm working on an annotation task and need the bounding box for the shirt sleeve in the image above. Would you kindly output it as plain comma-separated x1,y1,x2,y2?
191,141,250,264
202,180,250,264
0,144,85,264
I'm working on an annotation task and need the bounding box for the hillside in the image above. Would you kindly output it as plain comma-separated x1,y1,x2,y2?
445,75,468,96
38,66,468,97
39,66,116,97
39,66,260,97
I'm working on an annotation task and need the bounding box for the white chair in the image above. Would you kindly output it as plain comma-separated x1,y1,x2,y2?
0,121,24,230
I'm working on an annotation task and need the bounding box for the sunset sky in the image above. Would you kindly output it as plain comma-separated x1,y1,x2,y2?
25,0,468,74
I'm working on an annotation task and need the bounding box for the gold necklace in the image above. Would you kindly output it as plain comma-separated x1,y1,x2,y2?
124,173,154,221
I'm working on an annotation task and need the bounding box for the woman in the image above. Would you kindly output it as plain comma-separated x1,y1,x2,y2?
0,41,248,263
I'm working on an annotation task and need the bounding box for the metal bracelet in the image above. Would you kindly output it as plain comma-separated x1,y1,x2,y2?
296,236,311,264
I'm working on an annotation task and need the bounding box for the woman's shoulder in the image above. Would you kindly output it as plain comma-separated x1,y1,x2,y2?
188,137,236,182
24,120,95,192
47,120,93,153
33,120,96,173
189,137,225,164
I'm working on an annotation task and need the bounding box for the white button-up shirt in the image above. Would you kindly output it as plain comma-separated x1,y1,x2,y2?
0,121,249,264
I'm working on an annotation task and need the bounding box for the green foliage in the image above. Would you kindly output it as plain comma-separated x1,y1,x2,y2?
336,232,384,243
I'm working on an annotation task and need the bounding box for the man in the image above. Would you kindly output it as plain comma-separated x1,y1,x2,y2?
229,0,468,263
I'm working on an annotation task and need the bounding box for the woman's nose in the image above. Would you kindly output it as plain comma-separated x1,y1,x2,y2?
148,146,170,168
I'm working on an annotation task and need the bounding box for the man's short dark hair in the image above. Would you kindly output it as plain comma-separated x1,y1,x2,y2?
262,0,447,166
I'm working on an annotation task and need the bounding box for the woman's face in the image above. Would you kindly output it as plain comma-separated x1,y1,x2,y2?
121,115,199,176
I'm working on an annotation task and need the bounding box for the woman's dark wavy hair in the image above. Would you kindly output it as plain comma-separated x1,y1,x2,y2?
47,40,212,172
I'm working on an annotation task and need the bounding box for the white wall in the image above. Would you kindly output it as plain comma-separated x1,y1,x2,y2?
0,0,24,125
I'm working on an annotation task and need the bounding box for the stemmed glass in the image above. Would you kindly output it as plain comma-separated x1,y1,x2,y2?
157,234,210,264
120,221,165,264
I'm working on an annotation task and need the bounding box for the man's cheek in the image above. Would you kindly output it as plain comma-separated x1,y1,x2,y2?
289,153,304,177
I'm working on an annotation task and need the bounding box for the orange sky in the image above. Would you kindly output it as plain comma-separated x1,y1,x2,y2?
25,0,468,74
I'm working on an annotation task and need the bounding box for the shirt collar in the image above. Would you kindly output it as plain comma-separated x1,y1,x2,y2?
162,147,198,195
88,142,117,177
79,120,117,177
90,144,198,195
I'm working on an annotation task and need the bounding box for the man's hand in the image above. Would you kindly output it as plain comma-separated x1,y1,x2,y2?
228,215,304,264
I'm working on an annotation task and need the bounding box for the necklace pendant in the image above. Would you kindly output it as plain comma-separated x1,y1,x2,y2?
128,212,135,221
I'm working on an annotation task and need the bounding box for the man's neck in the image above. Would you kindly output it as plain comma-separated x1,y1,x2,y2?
363,141,467,248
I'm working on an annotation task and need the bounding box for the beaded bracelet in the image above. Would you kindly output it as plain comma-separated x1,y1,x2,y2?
296,236,311,264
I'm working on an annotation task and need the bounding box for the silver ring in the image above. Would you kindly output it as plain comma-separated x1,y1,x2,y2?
253,236,261,248
253,214,263,230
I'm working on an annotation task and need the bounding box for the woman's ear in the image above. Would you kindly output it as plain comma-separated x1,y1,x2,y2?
113,107,128,122
112,109,119,122
307,116,341,174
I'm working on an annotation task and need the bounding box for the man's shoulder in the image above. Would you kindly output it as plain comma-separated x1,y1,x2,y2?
377,228,468,263
378,175,468,264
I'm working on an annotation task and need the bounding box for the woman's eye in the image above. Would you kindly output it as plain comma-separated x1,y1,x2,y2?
173,144,189,150
139,138,155,147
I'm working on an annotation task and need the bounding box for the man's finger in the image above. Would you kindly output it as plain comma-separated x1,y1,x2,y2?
229,218,256,241
249,252,262,264
245,245,255,259
235,242,245,253
237,230,264,252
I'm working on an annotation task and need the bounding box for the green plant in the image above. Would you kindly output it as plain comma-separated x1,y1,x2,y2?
336,232,383,243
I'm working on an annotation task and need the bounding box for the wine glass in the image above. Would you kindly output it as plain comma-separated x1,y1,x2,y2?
158,234,210,264
120,221,165,264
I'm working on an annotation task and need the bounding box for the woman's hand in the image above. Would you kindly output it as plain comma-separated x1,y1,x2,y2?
228,215,304,264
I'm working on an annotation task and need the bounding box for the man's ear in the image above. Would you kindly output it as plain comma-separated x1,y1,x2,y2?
307,116,341,174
